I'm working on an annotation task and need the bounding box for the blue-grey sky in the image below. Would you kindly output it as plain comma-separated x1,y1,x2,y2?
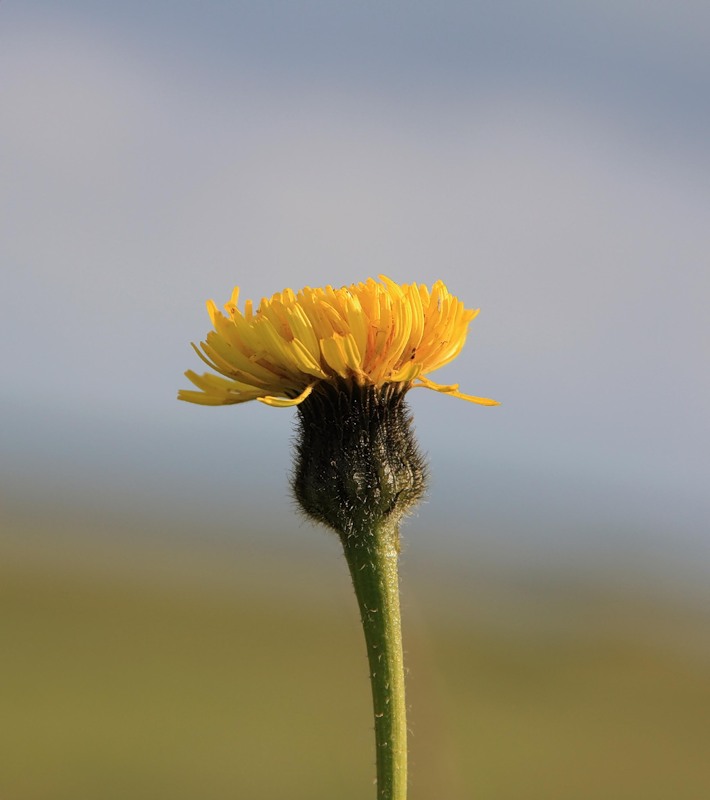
2,2,709,588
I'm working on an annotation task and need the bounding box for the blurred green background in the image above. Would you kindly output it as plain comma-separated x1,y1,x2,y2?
3,505,708,800
2,2,710,797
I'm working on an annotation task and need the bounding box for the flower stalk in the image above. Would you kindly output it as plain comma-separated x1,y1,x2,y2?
342,520,408,800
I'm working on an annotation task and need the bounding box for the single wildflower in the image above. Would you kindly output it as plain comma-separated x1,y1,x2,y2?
179,275,498,800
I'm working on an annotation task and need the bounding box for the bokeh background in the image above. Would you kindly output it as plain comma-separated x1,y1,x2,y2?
2,2,709,798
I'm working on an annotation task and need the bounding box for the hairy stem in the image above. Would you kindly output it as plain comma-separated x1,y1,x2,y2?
341,522,407,800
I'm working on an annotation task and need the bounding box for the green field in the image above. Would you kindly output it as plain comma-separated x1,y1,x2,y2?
2,520,709,800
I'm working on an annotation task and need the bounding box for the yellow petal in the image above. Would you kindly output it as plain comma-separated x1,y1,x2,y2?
414,376,500,405
178,390,240,405
321,336,351,379
257,384,314,407
390,362,422,382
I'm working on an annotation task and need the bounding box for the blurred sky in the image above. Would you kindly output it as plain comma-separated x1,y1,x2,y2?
1,2,709,591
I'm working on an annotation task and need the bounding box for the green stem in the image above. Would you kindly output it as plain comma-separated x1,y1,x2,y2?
341,521,407,800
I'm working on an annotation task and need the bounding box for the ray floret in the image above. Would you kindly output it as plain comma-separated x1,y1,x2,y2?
179,275,498,408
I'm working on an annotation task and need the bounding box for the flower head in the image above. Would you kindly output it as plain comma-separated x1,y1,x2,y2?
178,275,498,408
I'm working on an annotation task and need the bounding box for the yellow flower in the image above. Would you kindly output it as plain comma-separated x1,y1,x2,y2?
178,275,499,408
